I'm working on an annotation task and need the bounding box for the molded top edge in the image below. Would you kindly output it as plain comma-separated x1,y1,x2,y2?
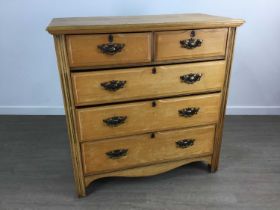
47,13,245,35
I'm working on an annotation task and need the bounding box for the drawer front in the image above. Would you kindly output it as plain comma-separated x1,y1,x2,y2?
76,93,221,141
155,28,228,61
66,33,152,68
82,125,215,175
72,61,226,106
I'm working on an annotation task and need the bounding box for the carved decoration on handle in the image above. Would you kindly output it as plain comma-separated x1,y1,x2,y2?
98,34,125,55
103,116,127,127
180,73,202,84
180,38,203,49
176,139,195,149
106,149,128,159
178,107,200,117
101,80,127,92
180,30,203,49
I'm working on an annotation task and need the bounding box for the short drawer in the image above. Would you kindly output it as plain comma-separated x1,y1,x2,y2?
155,28,228,62
82,125,215,175
76,93,221,141
72,61,226,106
66,33,152,68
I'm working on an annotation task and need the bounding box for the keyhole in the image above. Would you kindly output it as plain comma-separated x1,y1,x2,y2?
152,101,157,107
190,30,196,37
108,34,113,42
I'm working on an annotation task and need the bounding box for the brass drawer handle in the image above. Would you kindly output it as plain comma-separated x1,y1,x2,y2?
106,149,128,159
176,139,195,148
180,73,202,84
103,116,127,127
180,38,203,49
178,107,200,117
98,34,125,55
101,80,127,91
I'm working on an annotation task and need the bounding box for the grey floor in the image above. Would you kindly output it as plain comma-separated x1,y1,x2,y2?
0,116,280,210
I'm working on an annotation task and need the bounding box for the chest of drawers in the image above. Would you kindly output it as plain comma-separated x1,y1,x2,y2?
47,13,244,197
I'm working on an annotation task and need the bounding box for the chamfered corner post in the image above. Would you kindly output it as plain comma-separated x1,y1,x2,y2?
210,27,237,173
53,34,86,197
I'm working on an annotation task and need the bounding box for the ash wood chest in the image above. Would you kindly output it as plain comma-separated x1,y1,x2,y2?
47,13,244,197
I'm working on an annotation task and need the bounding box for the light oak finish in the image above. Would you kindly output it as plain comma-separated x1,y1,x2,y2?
72,61,226,106
76,93,221,141
47,13,244,35
82,125,215,175
211,27,237,172
47,13,244,197
155,28,228,61
84,155,212,187
53,35,86,197
66,33,151,67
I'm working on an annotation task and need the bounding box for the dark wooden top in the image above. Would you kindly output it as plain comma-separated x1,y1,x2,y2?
47,13,244,35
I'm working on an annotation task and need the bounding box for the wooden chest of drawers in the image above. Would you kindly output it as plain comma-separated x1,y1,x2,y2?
47,13,244,197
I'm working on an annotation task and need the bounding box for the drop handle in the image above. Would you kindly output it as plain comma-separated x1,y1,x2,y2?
178,107,200,117
180,73,202,84
101,80,127,91
106,149,128,159
180,30,203,49
176,139,195,148
103,116,127,127
98,34,125,55
180,38,203,49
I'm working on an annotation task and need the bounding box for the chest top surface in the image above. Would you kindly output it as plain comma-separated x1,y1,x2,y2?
47,13,244,35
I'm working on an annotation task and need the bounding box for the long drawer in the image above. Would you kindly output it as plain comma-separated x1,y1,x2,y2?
76,93,221,141
72,61,226,106
66,33,152,68
155,28,228,61
81,125,215,175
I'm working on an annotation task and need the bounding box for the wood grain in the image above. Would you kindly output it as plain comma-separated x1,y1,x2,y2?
76,93,222,141
71,61,226,106
66,33,151,68
155,28,228,61
81,125,215,175
47,13,244,35
84,155,212,187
